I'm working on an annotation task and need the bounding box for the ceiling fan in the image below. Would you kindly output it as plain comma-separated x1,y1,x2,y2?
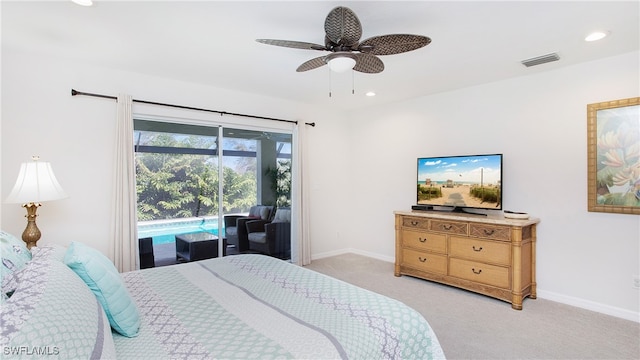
256,6,431,74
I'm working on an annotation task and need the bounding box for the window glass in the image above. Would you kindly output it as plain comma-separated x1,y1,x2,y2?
134,120,292,262
135,121,220,221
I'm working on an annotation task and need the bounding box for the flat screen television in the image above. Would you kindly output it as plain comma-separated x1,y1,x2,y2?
415,154,503,213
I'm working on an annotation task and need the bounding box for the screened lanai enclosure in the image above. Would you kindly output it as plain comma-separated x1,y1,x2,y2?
133,120,293,266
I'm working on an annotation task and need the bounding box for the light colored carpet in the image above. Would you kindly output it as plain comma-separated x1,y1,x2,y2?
303,253,640,360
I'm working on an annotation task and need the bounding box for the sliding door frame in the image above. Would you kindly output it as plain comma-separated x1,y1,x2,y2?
133,111,297,261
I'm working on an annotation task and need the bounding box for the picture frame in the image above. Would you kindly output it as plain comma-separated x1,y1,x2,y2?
587,97,640,214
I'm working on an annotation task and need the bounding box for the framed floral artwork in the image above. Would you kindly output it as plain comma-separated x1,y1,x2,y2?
587,97,640,214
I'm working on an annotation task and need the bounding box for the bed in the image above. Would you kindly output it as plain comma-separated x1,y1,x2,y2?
1,235,445,359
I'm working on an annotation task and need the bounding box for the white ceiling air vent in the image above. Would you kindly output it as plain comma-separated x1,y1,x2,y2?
521,53,560,67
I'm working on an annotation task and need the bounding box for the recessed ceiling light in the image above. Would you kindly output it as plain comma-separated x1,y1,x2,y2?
71,0,93,6
365,91,376,97
585,31,609,42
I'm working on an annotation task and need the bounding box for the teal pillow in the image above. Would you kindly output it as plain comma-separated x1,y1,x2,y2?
64,241,141,337
1,230,32,285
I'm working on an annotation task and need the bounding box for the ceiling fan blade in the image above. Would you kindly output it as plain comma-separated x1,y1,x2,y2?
256,39,327,51
296,56,328,72
324,6,362,47
353,53,384,74
358,34,431,55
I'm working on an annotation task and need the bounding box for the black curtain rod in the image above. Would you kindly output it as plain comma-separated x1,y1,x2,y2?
71,89,315,127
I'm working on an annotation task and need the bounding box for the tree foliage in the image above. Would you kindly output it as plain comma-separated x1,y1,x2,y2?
135,133,291,221
266,159,292,208
135,132,257,220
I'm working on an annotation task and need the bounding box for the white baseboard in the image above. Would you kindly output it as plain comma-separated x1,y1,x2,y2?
310,250,640,323
311,248,350,261
311,248,395,263
347,248,395,263
537,289,639,323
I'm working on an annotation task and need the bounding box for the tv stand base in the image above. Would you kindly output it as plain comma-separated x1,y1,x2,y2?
411,205,488,216
411,205,433,211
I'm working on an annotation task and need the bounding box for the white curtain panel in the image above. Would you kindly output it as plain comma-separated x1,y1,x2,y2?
292,123,311,266
110,94,138,272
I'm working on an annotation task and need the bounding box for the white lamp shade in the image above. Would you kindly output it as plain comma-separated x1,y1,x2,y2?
6,161,68,203
328,57,356,73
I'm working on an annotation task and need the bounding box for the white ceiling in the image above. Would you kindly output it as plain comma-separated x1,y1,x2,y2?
2,1,639,111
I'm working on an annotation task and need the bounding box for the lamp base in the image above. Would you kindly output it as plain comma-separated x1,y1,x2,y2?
21,202,42,249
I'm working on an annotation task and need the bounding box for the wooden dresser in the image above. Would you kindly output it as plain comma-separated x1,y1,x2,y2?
394,210,539,310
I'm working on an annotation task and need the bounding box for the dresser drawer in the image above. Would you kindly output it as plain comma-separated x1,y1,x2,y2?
403,217,430,230
450,237,510,266
470,223,510,241
449,258,510,288
430,220,468,235
402,249,447,275
402,230,447,254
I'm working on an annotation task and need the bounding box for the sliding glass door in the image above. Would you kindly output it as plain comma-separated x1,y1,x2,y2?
221,128,292,211
134,120,292,265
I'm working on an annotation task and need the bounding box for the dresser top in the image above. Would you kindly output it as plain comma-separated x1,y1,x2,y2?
394,210,540,226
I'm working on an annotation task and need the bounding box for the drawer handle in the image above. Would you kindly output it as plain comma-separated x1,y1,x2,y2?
472,268,482,274
442,224,453,230
483,229,495,236
410,221,419,226
472,246,483,252
418,257,427,262
419,237,427,243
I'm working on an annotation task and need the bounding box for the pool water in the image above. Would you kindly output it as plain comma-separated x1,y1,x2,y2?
138,218,223,246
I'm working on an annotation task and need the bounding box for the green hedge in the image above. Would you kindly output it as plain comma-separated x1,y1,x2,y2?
417,185,442,200
470,187,500,203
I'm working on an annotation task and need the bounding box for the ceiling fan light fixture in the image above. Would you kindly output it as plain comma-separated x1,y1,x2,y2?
327,55,356,73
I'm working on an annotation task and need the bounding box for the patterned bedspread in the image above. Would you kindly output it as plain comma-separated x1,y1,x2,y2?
115,254,445,359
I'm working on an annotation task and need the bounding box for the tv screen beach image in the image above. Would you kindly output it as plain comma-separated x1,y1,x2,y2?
417,154,502,209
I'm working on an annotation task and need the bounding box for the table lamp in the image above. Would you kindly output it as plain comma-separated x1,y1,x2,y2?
5,156,68,249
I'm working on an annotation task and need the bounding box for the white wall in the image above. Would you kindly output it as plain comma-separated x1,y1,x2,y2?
337,51,640,321
0,47,347,258
2,45,638,321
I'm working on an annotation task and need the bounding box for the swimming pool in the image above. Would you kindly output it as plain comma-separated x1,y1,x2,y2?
137,217,223,245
